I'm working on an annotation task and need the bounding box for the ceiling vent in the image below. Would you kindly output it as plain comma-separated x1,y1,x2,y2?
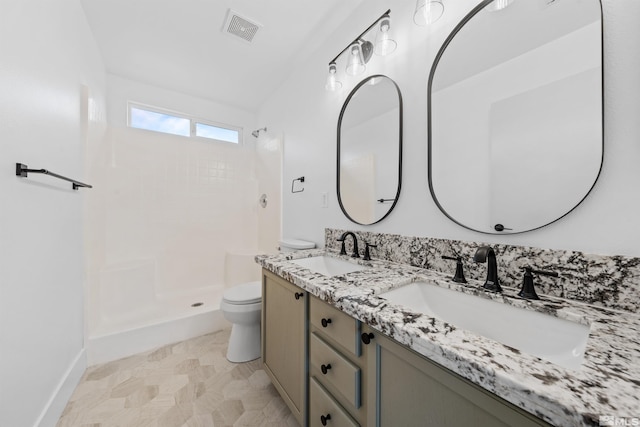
223,9,261,43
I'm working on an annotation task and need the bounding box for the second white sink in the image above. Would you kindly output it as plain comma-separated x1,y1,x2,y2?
380,281,590,370
290,256,368,276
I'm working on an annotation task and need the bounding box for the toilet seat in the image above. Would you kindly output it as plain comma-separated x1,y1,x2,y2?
222,281,261,305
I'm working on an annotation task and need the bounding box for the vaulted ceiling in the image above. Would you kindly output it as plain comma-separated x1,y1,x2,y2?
81,0,365,111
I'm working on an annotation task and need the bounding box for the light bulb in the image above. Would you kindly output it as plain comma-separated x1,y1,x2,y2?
414,0,444,26
374,17,397,56
325,63,342,91
345,43,366,76
486,0,514,12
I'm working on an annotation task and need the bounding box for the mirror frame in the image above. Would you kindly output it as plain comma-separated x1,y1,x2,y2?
427,0,604,234
337,74,403,225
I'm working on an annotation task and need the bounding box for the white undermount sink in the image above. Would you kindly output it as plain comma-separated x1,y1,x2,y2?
380,281,590,370
290,256,368,276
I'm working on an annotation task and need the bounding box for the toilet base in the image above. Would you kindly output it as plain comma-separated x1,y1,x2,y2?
226,322,261,363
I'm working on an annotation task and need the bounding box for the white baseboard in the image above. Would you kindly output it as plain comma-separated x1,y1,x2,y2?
87,309,229,366
35,349,87,427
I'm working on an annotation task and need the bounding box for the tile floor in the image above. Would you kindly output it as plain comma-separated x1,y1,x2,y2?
57,329,298,427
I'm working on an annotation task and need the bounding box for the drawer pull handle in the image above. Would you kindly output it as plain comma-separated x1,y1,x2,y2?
321,318,332,327
321,414,332,426
294,292,304,300
321,363,332,375
361,332,374,345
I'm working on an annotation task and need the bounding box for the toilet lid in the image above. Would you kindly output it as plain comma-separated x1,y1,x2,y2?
223,281,262,304
279,238,315,250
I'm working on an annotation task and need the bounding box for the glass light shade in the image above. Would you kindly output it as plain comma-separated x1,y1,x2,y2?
414,0,444,26
325,64,342,91
346,43,366,76
485,0,514,12
374,18,397,56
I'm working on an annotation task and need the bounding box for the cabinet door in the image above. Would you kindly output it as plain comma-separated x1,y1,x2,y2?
362,326,550,427
262,270,306,424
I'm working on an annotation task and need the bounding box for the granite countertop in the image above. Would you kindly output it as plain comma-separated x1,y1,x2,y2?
256,249,640,427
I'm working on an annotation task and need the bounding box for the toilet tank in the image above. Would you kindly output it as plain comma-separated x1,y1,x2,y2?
279,238,316,253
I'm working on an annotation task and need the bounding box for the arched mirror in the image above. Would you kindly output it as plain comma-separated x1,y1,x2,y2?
428,0,603,234
338,75,402,225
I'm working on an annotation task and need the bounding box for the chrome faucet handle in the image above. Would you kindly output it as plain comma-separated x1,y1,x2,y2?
519,267,558,300
441,255,467,283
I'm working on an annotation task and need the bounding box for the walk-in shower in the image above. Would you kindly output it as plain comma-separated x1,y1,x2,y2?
84,124,278,365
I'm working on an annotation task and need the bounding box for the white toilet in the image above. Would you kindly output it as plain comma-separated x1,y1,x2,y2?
221,281,262,363
221,238,315,363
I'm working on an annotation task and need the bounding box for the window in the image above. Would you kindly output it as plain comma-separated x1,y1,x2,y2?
130,107,190,137
128,103,241,144
195,122,239,144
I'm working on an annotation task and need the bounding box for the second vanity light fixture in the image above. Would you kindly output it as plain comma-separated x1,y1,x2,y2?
325,9,396,91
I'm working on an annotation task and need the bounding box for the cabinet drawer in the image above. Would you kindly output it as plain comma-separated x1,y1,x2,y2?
310,377,359,427
310,332,361,409
310,296,359,356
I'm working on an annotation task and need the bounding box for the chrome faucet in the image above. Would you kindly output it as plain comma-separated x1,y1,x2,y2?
337,232,360,258
473,246,502,292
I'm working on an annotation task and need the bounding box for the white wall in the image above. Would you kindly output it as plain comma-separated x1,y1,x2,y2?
258,0,640,257
106,74,258,132
0,0,106,426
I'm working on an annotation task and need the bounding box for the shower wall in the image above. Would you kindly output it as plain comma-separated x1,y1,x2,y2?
85,75,274,336
107,127,257,292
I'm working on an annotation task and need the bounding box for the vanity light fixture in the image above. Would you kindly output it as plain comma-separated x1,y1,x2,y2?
414,0,444,26
325,9,394,91
346,41,367,76
374,14,397,56
325,63,342,91
485,0,514,12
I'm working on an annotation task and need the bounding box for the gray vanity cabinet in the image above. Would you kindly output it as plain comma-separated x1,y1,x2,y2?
261,269,552,427
261,270,307,425
308,296,367,427
361,325,551,427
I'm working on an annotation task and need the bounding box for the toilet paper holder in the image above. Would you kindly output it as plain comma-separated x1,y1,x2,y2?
291,176,305,193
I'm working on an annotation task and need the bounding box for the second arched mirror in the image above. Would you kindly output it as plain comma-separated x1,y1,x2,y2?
428,0,603,234
338,75,403,225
